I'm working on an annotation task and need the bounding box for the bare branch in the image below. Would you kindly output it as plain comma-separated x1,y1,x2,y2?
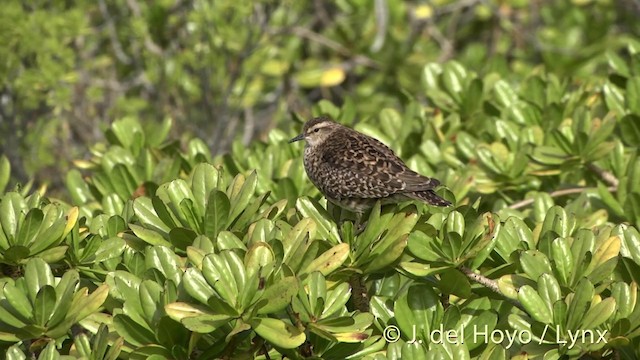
290,26,380,69
349,274,370,312
98,0,132,64
459,266,526,312
508,186,617,210
587,163,620,188
370,0,388,53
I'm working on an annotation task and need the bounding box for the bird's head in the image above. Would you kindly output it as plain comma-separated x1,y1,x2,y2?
289,116,340,147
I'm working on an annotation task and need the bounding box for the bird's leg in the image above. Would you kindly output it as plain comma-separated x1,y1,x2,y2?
354,211,368,235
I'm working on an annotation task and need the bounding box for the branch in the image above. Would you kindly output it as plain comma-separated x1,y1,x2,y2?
125,0,163,55
508,186,617,210
349,274,370,312
370,0,388,53
587,163,619,188
459,266,526,312
290,26,380,69
98,0,132,64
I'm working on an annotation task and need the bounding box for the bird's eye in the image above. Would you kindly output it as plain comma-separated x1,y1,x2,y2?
313,128,320,133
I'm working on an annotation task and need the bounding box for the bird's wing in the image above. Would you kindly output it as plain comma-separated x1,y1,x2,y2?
320,132,438,199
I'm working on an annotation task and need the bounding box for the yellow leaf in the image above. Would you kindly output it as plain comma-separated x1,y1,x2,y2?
320,67,346,87
591,236,621,268
414,5,433,20
63,206,79,239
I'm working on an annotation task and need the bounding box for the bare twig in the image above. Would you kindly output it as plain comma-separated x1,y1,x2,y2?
370,0,388,53
437,0,484,15
349,274,370,312
290,26,380,69
125,0,163,55
508,186,618,210
460,266,526,312
587,163,620,188
98,0,132,64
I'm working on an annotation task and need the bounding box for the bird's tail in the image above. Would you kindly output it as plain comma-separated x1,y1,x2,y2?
409,190,452,207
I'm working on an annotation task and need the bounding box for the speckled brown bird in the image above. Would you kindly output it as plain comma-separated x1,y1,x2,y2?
289,116,452,217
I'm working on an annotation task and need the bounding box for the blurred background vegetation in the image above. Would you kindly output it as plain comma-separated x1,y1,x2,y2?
1,0,639,195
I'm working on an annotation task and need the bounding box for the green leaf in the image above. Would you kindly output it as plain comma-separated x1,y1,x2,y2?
462,78,484,116
257,276,299,314
322,283,351,318
611,282,635,320
537,273,561,315
441,61,467,104
395,285,443,343
15,209,43,247
202,252,241,307
227,171,258,224
401,342,428,360
112,314,156,347
517,285,553,324
33,285,56,326
606,51,630,76
145,246,182,285
566,278,594,330
179,198,201,232
1,192,27,240
493,80,518,109
204,190,229,238
232,192,269,231
367,209,417,264
550,238,572,286
93,237,126,263
2,282,34,322
245,242,274,277
580,298,616,329
37,341,60,360
296,197,340,244
251,317,306,349
133,197,171,233
2,246,30,264
497,274,536,300
618,115,640,146
0,155,10,193
603,82,625,114
626,76,640,114
597,182,625,217
300,243,349,276
182,269,215,305
520,250,553,281
70,284,109,322
438,268,471,298
191,163,221,217
129,224,172,247
587,236,621,272
147,117,173,146
364,234,407,273
37,246,68,263
25,258,54,303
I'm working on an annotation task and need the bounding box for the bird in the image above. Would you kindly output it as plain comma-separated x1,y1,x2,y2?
289,115,452,221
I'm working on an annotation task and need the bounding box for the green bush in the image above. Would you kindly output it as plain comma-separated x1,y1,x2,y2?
2,1,640,359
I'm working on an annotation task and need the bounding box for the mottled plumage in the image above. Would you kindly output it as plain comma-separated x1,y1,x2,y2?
289,116,451,214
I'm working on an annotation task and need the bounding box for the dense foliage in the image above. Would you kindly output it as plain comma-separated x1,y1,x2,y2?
1,0,640,359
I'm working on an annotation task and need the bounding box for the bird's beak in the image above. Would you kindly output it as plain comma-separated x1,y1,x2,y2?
288,133,305,143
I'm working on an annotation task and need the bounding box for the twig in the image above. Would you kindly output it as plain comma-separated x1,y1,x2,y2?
349,274,370,312
370,0,388,53
460,266,526,312
508,186,617,210
125,0,163,55
98,0,132,64
587,163,619,188
290,26,380,69
437,0,484,15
